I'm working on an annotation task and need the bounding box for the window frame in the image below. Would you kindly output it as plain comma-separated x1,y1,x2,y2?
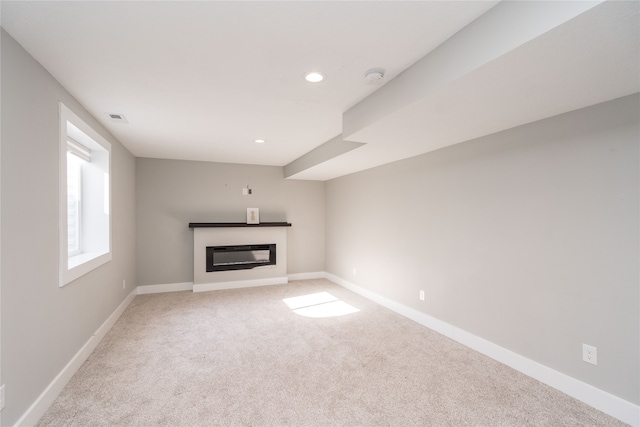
58,102,112,287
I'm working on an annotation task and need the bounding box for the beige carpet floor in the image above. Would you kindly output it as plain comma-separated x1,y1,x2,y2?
37,279,626,426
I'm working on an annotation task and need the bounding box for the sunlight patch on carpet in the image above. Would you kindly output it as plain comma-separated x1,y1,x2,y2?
283,292,360,318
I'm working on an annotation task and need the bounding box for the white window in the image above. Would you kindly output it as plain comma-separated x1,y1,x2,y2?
66,150,83,256
59,102,111,286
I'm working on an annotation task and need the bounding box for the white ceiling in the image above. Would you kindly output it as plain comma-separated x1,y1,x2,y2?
2,1,638,181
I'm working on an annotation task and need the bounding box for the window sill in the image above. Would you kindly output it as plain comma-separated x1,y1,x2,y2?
60,250,111,287
68,251,106,270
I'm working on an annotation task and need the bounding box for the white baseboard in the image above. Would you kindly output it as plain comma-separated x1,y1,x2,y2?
324,272,639,427
15,289,137,427
137,281,193,294
193,276,288,293
287,272,326,281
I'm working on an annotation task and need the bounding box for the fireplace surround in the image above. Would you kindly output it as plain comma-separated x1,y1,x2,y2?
190,222,291,292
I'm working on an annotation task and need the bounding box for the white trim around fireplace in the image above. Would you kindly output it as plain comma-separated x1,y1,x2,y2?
192,226,287,286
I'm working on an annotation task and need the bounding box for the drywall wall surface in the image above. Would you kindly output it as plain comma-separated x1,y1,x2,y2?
326,94,639,404
136,158,325,287
0,30,137,425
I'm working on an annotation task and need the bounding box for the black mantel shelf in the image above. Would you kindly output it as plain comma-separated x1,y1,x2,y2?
189,222,292,228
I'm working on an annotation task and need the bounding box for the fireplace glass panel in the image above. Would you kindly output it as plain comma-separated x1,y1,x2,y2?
206,244,276,272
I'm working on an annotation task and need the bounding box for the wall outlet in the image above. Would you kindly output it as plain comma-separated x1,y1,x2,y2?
1,384,5,411
352,268,357,276
419,290,425,301
122,279,126,289
583,344,598,365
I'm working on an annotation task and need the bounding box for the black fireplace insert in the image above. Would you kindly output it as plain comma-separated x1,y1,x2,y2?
206,244,276,272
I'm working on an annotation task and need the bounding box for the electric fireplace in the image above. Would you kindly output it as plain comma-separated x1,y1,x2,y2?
206,244,276,272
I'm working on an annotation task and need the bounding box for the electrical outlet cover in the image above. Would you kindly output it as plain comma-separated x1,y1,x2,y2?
582,344,598,365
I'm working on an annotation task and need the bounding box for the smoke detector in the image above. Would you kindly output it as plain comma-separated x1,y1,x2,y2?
364,68,385,85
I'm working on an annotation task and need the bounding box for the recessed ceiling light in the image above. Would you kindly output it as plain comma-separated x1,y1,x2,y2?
254,139,266,144
304,72,325,83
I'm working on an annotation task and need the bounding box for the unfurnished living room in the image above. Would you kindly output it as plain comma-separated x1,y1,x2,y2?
1,1,639,426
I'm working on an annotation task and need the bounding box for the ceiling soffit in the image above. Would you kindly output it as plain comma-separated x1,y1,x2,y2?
286,0,639,180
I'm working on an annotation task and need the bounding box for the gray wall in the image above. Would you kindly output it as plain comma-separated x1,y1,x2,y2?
136,158,325,287
326,94,639,404
0,30,137,425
